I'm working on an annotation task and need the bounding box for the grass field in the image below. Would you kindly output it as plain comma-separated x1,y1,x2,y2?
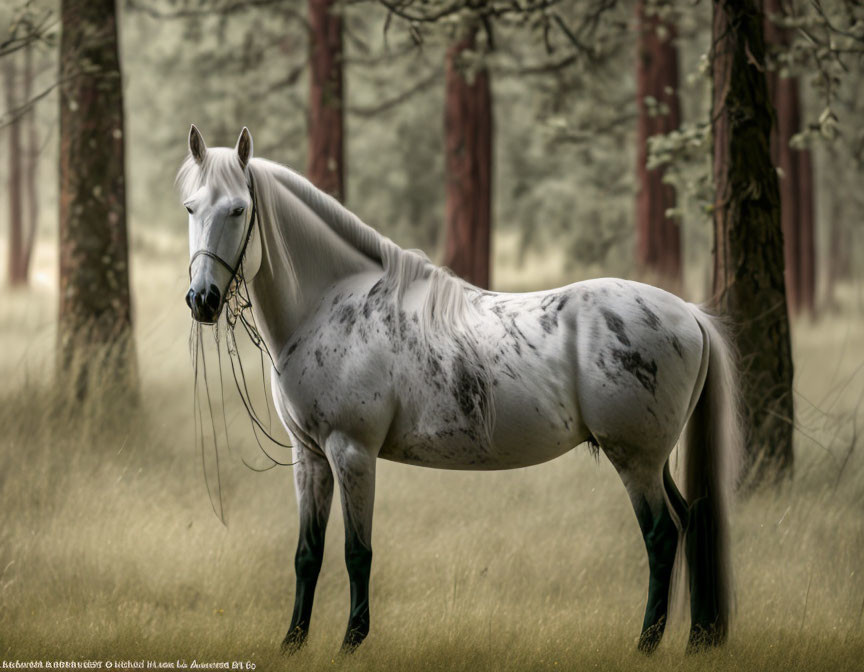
1,240,863,671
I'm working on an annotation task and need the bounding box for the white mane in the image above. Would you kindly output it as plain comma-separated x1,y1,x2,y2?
177,150,486,336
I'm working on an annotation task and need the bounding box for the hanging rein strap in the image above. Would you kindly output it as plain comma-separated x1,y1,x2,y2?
188,170,259,288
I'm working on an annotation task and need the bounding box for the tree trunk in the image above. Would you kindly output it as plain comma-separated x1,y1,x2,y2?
307,0,344,201
22,42,38,281
634,0,682,289
4,56,25,287
711,0,795,486
58,0,135,400
443,24,492,289
764,0,816,315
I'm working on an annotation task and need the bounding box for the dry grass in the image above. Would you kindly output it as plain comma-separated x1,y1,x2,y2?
1,242,863,671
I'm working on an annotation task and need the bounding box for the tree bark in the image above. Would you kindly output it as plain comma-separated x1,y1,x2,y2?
307,0,344,201
634,0,682,289
711,0,795,485
764,0,816,315
58,0,135,399
443,25,492,289
4,56,25,287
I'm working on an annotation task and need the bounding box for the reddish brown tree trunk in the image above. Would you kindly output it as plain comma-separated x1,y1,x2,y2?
307,0,344,201
634,0,682,289
443,25,492,289
711,0,794,485
764,0,816,314
59,0,135,399
4,56,25,287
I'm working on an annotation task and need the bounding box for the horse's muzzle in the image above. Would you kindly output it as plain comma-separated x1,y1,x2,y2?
187,284,222,324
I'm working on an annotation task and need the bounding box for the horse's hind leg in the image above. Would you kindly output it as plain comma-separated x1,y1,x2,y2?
282,444,334,653
607,451,682,653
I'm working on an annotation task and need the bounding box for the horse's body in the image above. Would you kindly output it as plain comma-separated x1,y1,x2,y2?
179,128,741,655
273,275,703,473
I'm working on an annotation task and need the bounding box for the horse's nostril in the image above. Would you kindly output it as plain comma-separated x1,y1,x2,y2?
187,286,220,323
205,285,221,311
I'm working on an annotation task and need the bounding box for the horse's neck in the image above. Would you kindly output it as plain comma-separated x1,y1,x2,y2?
248,178,379,358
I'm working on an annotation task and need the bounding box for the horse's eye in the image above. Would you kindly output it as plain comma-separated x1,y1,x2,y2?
231,207,245,217
185,206,194,215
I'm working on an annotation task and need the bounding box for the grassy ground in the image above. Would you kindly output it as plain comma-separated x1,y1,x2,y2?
1,241,863,671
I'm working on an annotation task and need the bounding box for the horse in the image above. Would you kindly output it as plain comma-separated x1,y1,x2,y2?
178,125,741,654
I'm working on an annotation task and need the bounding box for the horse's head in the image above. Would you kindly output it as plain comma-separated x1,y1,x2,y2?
181,125,262,323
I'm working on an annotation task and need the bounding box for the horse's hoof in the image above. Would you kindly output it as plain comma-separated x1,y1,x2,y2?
340,629,367,654
637,620,665,654
686,624,725,653
637,634,660,654
281,628,308,655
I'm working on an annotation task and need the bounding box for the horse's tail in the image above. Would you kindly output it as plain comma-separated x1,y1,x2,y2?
674,305,742,647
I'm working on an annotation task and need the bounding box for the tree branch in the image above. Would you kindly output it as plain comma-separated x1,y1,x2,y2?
347,69,441,116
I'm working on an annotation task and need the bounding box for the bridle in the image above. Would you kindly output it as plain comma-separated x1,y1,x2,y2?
188,170,259,295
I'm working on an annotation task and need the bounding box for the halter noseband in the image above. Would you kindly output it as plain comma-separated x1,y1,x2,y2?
188,171,259,294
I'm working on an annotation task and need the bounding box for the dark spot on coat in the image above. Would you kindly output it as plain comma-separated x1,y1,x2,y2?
634,296,661,330
334,303,356,334
596,352,619,383
426,351,445,390
670,334,684,359
610,348,657,395
539,312,558,334
399,310,409,342
314,348,324,367
362,279,385,319
601,309,631,346
452,354,489,423
507,317,537,351
285,339,301,358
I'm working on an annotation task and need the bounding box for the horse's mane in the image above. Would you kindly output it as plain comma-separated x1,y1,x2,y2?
177,150,486,337
176,148,495,443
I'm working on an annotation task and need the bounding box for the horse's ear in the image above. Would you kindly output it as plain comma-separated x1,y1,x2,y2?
236,127,253,169
189,124,207,164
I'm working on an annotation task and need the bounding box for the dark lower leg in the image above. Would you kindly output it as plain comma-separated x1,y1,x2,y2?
341,543,373,651
282,520,327,652
634,495,679,654
282,447,333,654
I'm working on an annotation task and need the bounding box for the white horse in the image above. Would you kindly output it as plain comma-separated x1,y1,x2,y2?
178,126,741,654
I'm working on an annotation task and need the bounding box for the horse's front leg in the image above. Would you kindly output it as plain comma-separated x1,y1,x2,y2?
282,443,334,653
325,432,377,652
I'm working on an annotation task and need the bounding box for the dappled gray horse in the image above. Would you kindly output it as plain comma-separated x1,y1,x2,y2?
179,126,741,653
